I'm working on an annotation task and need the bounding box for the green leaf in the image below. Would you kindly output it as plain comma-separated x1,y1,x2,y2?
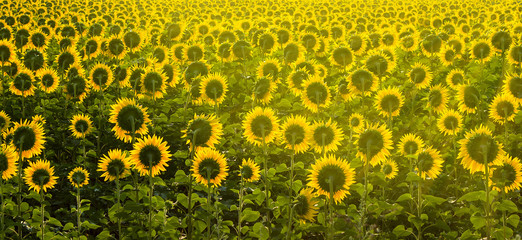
396,193,412,202
492,226,513,239
458,191,485,202
253,222,269,240
470,215,486,229
392,225,412,237
507,214,519,227
497,200,518,213
423,194,446,206
177,193,188,209
63,222,75,231
48,217,62,227
241,208,260,222
405,172,421,182
82,221,100,229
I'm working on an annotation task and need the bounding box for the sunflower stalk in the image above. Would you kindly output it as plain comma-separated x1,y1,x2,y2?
238,174,244,240
17,139,24,239
76,185,81,237
206,168,212,240
261,126,271,236
148,156,154,240
327,176,334,240
187,131,198,240
40,183,45,240
0,178,4,240
286,134,296,240
21,78,25,118
483,146,491,240
417,178,423,240
116,175,122,240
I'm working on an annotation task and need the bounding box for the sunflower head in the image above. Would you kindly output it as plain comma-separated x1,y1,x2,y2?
11,119,46,159
239,158,261,182
294,188,319,223
374,86,404,118
253,77,275,105
421,34,443,57
98,149,132,181
130,135,172,177
502,73,522,104
23,160,58,192
89,63,113,91
182,114,223,150
416,147,444,179
458,85,481,114
185,43,205,62
356,124,393,166
68,167,89,188
109,98,151,143
381,159,399,179
57,47,79,72
10,69,35,97
348,113,364,132
458,125,505,174
123,30,144,52
107,36,126,59
140,67,167,99
446,69,467,90
409,63,432,89
69,114,93,139
309,119,343,154
283,42,304,64
470,40,493,63
437,109,463,136
0,40,15,64
36,67,60,93
200,73,228,106
365,50,390,77
507,44,522,65
329,46,353,69
242,107,280,146
301,76,331,113
348,69,377,96
490,155,522,193
0,110,12,133
489,93,519,124
398,133,425,157
490,30,512,53
0,144,18,180
427,84,448,113
307,155,355,203
191,147,228,187
257,59,280,81
280,115,311,153
232,40,251,60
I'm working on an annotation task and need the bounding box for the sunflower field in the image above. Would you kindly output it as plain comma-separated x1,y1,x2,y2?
1,0,522,239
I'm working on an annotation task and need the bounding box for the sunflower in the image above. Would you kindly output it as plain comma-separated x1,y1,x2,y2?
185,43,205,62
439,46,457,66
253,77,275,105
329,46,353,70
83,37,101,59
437,109,463,136
398,34,418,52
64,76,90,102
421,34,443,57
23,160,58,192
301,76,331,113
489,154,522,193
470,40,493,63
2,59,20,78
10,69,35,96
216,42,233,62
171,43,186,62
166,22,184,41
381,159,399,179
106,35,126,59
184,61,209,90
31,115,46,125
67,167,89,188
191,147,228,187
89,63,113,91
502,73,522,105
0,144,18,180
200,73,228,106
348,113,365,133
257,58,280,81
365,50,391,77
123,30,145,52
356,124,393,166
458,125,505,174
507,44,522,65
98,149,132,181
381,31,398,48
282,42,305,64
258,32,277,54
348,34,368,55
398,133,425,156
374,86,404,118
287,69,309,96
239,158,261,182
242,107,280,146
182,114,223,150
130,135,172,177
427,84,448,113
309,119,343,154
0,39,15,64
307,155,355,203
409,63,432,89
458,84,481,114
489,93,519,124
416,147,444,179
140,67,167,99
113,66,130,88
300,32,320,52
11,119,46,158
294,188,319,223
67,62,86,79
109,98,151,143
279,115,311,153
56,47,80,72
152,45,169,65
36,67,59,93
69,114,93,139
0,110,11,133
347,69,378,96
446,69,467,91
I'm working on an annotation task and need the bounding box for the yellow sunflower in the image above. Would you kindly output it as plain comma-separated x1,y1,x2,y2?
191,147,228,187
356,124,393,166
182,114,223,150
10,68,35,96
11,119,46,158
348,113,365,133
347,69,378,97
140,67,167,99
64,75,90,102
69,114,93,139
502,73,522,105
239,158,261,182
470,40,494,63
109,98,151,143
437,109,463,136
409,63,432,89
106,35,126,59
489,154,522,193
381,159,399,179
31,115,45,125
200,73,228,106
184,43,205,62
0,39,16,64
301,76,331,113
329,46,354,70
309,119,344,154
151,45,170,65
216,42,233,62
348,34,368,55
257,58,280,81
123,30,146,52
67,167,89,188
439,46,458,66
458,125,505,174
23,160,58,192
446,69,467,91
457,85,480,114
420,34,443,57
279,115,311,153
98,149,132,181
294,188,319,223
56,47,80,72
507,44,522,65
374,86,404,118
83,37,101,59
0,110,11,133
253,77,276,105
242,107,280,146
365,50,391,77
282,42,305,65
427,84,448,113
130,135,172,177
307,154,355,203
398,133,425,156
89,63,114,91
489,93,519,124
287,69,309,96
36,67,59,93
416,147,444,179
0,144,18,180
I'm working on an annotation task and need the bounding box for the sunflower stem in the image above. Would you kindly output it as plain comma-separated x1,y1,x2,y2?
148,157,153,240
17,140,24,240
116,175,122,240
484,146,491,240
187,132,198,240
21,78,25,119
206,168,212,240
40,189,44,240
0,178,4,240
76,186,81,238
238,174,244,240
261,126,271,236
328,176,334,240
417,178,422,240
286,135,296,240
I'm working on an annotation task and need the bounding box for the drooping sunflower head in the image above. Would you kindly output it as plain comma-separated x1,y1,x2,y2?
200,73,228,106
239,158,260,183
457,85,481,114
502,73,522,105
64,75,90,102
10,68,35,97
36,67,59,93
329,46,353,69
279,115,311,153
185,43,205,62
257,58,280,81
437,109,463,136
507,44,522,65
123,30,145,52
348,34,368,55
307,154,355,203
0,110,12,133
470,40,493,63
23,160,58,192
98,149,132,181
294,188,319,223
381,159,399,179
438,45,457,66
309,119,344,154
489,93,519,124
242,107,280,146
109,98,151,143
113,66,130,88
348,113,365,132
416,147,444,179
356,123,393,166
106,35,126,59
300,32,320,52
89,63,113,91
231,40,251,60
11,119,46,159
140,67,167,99
67,167,89,188
57,47,80,72
365,50,391,77
253,77,275,105
458,125,505,174
69,114,93,139
490,30,512,53
427,84,448,113
191,147,228,187
258,31,277,53
398,133,425,157
446,69,467,90
182,114,223,150
0,39,15,64
421,34,443,57
216,42,233,62
130,135,172,177
83,37,101,59
301,76,331,113
374,86,404,118
0,144,18,180
283,42,304,64
489,154,522,193
409,62,432,89
347,69,377,96
152,45,169,64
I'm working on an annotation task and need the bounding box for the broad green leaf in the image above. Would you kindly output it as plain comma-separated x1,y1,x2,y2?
396,193,412,202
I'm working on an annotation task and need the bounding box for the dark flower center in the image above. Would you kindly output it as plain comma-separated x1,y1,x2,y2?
495,101,515,118
313,126,334,147
284,43,300,63
107,159,125,177
380,94,400,113
366,55,388,76
332,47,353,67
124,31,141,49
358,130,385,159
138,145,162,168
317,164,346,193
491,164,517,187
306,82,328,104
294,194,310,216
251,115,273,138
32,169,50,186
508,76,522,98
116,105,145,132
284,124,306,145
143,72,163,92
187,118,212,147
71,171,86,185
417,152,434,172
205,79,224,100
0,154,8,172
466,133,499,164
13,73,33,92
74,120,90,133
198,158,221,180
473,42,491,59
443,116,458,130
41,74,55,88
108,38,125,56
241,165,253,180
463,86,480,109
429,90,443,107
92,68,110,86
